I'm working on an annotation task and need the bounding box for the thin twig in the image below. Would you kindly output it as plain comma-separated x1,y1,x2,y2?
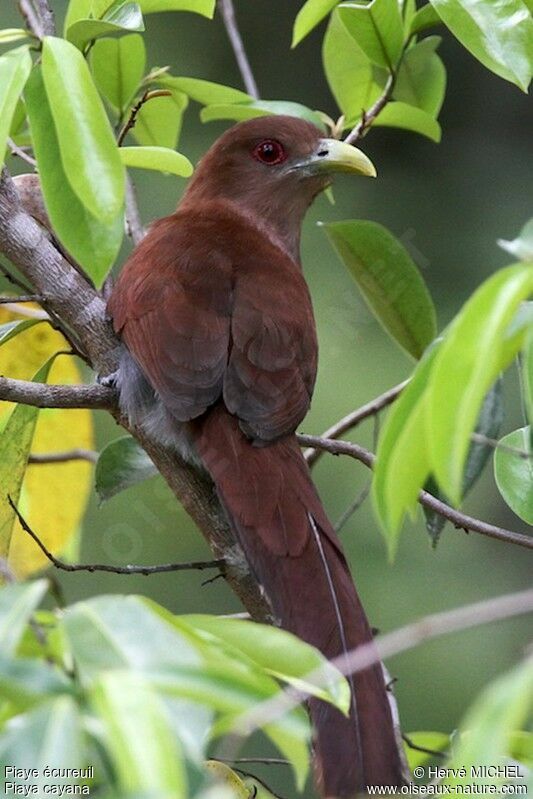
334,483,371,532
345,72,396,145
334,415,378,532
0,376,117,409
471,431,531,460
29,448,98,465
297,434,533,550
218,0,259,99
233,588,533,737
125,175,146,245
7,138,37,168
0,294,43,304
305,380,407,467
117,90,172,146
402,734,446,760
8,496,225,576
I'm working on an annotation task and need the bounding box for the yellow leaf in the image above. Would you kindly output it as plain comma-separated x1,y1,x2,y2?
0,306,94,577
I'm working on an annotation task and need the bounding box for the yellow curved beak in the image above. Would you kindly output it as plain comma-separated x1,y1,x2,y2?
302,138,377,178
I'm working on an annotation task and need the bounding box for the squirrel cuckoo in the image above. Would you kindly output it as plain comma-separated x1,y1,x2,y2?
108,116,405,796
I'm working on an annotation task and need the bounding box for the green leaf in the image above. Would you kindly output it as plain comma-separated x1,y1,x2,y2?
42,37,125,223
91,33,146,114
0,319,42,347
428,0,533,92
324,219,437,358
509,730,533,767
138,0,215,15
132,89,188,148
445,657,533,785
95,435,158,503
64,0,92,34
371,101,442,141
494,426,533,524
61,595,201,682
322,11,382,121
498,218,533,262
426,264,533,504
0,698,83,782
409,3,441,35
372,343,439,550
292,0,340,47
119,145,193,177
423,379,504,543
0,46,32,170
0,29,28,45
523,324,533,426
205,762,250,798
182,615,350,713
155,661,310,765
66,3,144,51
61,595,310,787
25,68,123,286
338,0,404,69
159,75,250,105
0,359,52,560
0,581,48,656
0,655,71,711
92,672,187,796
394,36,446,116
9,98,26,142
200,100,326,129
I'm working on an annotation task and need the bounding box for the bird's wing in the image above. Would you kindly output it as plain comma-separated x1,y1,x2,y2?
224,245,318,442
109,209,317,436
108,215,232,422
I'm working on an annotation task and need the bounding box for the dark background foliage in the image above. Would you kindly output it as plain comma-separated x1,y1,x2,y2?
1,2,531,794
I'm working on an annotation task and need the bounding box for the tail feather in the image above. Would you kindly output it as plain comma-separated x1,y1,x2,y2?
194,405,405,796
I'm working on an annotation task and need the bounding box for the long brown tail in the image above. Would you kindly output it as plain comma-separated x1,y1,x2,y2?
194,405,405,796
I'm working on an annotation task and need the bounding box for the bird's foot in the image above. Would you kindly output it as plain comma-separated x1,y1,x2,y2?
97,370,118,388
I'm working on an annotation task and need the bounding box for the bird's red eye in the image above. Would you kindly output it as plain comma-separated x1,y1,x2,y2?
253,139,286,166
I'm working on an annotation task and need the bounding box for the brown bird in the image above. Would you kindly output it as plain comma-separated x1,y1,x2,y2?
108,116,405,797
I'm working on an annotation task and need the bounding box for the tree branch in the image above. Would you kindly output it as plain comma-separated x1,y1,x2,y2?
297,434,533,550
0,294,43,304
345,73,397,145
118,92,170,247
218,0,259,99
7,138,37,168
117,90,172,146
29,448,98,464
0,376,116,409
304,379,408,467
9,496,225,575
18,0,55,38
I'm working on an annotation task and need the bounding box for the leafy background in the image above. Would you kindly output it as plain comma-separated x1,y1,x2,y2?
0,1,532,795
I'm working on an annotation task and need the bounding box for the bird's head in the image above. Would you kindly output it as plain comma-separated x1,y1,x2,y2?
182,115,376,258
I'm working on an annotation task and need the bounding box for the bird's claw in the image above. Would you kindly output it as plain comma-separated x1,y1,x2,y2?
97,370,118,388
